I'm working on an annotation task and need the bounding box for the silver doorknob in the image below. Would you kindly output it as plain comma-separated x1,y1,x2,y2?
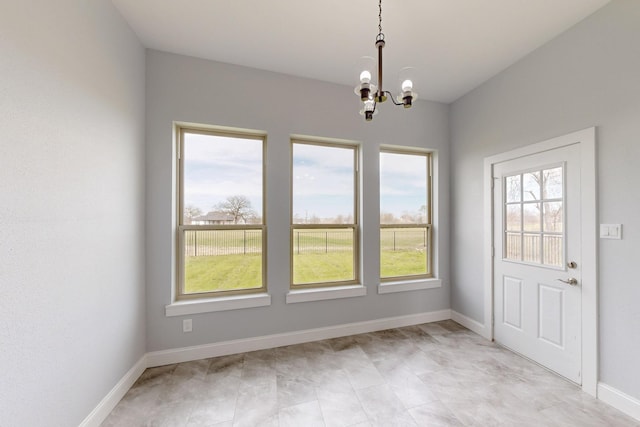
558,278,578,286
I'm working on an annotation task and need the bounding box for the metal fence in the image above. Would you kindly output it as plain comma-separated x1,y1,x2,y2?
380,228,428,252
505,233,562,266
185,227,430,257
293,229,353,254
184,229,262,256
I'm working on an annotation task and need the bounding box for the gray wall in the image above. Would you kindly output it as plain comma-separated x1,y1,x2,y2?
450,0,640,400
0,1,146,426
145,50,450,351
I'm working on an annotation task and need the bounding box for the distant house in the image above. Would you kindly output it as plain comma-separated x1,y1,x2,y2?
191,211,235,225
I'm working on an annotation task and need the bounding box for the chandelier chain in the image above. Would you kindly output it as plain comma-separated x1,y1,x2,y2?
378,0,383,37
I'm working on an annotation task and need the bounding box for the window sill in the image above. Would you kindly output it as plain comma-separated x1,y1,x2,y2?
165,293,271,316
378,278,442,294
286,285,367,304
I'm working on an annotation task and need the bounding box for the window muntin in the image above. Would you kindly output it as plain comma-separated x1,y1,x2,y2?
291,140,358,288
503,165,564,268
379,150,432,280
177,126,266,299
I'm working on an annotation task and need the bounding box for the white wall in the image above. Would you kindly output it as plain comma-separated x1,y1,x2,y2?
145,50,450,351
0,1,146,426
450,0,640,400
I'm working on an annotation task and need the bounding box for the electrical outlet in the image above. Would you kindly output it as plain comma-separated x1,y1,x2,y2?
183,319,193,333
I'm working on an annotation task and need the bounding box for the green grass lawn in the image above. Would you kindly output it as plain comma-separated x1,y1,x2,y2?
292,252,354,284
185,254,262,293
184,249,427,293
380,250,427,277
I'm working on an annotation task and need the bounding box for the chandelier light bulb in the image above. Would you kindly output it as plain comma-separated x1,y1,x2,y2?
360,98,378,121
364,98,375,111
401,79,413,92
360,70,372,84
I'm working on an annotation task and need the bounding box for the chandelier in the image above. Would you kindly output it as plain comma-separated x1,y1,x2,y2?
355,0,418,121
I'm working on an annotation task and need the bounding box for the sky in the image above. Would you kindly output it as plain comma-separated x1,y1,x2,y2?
292,143,354,220
379,151,428,218
183,132,429,221
183,133,263,214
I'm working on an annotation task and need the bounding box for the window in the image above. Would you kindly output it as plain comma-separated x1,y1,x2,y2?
176,125,266,299
379,149,432,280
291,139,359,288
503,166,564,267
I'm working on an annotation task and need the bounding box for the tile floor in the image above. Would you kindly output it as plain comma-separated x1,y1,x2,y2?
102,320,639,427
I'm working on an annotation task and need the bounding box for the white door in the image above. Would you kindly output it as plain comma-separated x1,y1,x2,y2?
493,143,582,384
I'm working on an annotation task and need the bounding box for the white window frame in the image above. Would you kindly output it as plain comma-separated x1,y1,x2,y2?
174,124,267,302
379,148,433,281
289,137,360,290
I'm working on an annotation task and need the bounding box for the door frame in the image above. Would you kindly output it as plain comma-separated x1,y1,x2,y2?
483,127,597,396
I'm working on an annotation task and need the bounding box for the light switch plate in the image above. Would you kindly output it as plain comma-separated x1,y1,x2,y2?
600,224,622,240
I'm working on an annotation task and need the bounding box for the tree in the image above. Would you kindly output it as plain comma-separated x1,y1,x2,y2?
380,212,397,224
400,211,416,223
333,214,354,224
418,205,428,223
308,214,321,224
183,205,202,224
215,195,255,224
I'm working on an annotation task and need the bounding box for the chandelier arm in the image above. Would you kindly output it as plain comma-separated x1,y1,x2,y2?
384,91,403,106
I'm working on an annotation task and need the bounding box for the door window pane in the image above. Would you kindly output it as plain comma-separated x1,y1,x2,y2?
544,235,563,266
523,171,540,201
505,232,521,261
503,166,564,267
506,175,521,203
523,234,541,263
543,167,563,199
506,205,521,231
543,202,563,232
522,203,541,232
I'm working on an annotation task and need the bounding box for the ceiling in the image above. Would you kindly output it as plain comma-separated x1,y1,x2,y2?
111,0,610,103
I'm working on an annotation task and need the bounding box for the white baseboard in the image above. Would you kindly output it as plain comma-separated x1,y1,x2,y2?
451,310,491,340
81,310,451,425
79,355,147,427
598,382,640,422
146,309,452,367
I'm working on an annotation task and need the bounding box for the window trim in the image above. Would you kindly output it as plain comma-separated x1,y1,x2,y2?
175,123,267,300
290,137,360,289
286,284,367,304
166,293,271,316
379,148,433,282
378,278,442,294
